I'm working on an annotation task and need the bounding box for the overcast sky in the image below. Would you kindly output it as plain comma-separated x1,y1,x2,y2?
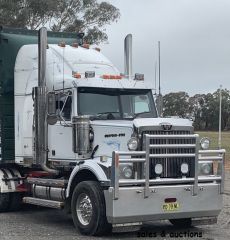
99,0,230,95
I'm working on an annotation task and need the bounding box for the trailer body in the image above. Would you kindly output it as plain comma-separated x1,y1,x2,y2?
0,27,82,162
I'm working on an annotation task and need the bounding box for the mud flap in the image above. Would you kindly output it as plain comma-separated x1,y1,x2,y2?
0,168,23,193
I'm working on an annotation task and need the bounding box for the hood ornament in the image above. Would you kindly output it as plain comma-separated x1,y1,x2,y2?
160,122,172,131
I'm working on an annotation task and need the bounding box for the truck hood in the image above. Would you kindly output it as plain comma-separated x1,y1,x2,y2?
91,117,192,158
91,120,133,157
91,120,133,128
91,117,192,129
133,117,193,128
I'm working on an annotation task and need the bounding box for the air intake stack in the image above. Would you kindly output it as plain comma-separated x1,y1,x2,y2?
33,27,58,174
124,34,133,80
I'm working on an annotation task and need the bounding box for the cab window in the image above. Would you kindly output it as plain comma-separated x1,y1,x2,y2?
56,92,72,121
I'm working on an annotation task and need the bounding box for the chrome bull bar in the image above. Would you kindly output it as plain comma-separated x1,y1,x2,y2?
111,134,225,200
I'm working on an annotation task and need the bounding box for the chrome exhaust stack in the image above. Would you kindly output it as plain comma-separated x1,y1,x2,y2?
124,34,133,80
33,27,58,174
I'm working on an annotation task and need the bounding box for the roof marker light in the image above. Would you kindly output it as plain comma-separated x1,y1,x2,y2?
134,73,144,81
102,74,110,79
72,71,81,79
114,75,122,79
102,75,122,80
58,42,66,47
72,42,79,48
82,43,90,49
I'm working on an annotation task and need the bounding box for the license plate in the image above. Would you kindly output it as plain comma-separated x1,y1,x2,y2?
162,202,180,211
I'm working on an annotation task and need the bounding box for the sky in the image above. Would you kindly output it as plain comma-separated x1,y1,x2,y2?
99,0,230,96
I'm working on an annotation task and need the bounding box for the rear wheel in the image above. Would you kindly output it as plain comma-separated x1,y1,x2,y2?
0,193,10,212
71,181,111,236
9,192,23,211
169,218,192,228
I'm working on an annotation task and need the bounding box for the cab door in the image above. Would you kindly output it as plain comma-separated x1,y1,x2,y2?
48,91,76,161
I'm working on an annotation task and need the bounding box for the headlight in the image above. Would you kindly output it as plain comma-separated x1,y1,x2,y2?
200,137,210,150
181,163,189,174
119,164,134,179
199,161,213,175
155,164,163,175
127,137,138,151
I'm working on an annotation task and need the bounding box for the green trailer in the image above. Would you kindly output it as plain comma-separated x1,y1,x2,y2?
0,27,83,163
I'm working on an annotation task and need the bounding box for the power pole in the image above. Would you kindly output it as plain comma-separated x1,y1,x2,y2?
218,85,222,149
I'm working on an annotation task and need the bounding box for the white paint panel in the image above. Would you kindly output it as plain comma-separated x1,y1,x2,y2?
14,96,25,158
92,124,133,157
48,124,75,160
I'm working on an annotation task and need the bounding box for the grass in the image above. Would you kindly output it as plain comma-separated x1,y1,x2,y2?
196,131,230,167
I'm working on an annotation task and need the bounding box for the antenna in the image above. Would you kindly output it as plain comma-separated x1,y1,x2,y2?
158,41,161,96
154,61,157,95
218,85,222,149
157,41,163,117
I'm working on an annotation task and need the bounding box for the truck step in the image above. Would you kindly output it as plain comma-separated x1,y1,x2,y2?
23,197,64,209
27,177,67,188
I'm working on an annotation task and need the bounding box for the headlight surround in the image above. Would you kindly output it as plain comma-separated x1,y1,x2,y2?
200,137,210,150
127,137,138,151
198,161,214,175
119,164,134,179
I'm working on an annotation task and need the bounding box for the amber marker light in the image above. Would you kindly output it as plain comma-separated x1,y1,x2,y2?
72,42,79,48
102,75,122,80
58,42,66,47
73,73,81,79
82,43,90,49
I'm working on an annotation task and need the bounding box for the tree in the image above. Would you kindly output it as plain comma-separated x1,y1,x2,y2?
200,93,217,130
188,94,206,129
213,88,230,130
0,0,120,44
163,92,189,118
162,89,230,131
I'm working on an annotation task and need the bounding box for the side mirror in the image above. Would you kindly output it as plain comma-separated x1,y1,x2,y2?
47,92,58,125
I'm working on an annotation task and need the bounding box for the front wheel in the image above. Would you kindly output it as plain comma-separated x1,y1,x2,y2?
71,181,111,236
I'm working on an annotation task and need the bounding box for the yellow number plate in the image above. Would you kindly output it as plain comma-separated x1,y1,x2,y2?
162,202,180,211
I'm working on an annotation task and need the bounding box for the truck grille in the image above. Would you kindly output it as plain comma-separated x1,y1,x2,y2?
142,130,195,178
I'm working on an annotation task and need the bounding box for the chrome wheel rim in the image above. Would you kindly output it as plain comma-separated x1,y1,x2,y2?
76,193,93,226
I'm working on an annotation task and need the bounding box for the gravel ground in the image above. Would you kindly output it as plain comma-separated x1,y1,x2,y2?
0,172,230,240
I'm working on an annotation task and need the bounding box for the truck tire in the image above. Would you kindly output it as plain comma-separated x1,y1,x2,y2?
9,192,23,211
71,181,111,236
0,193,10,212
169,218,192,228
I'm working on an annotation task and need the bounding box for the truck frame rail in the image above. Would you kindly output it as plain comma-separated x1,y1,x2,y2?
111,134,225,199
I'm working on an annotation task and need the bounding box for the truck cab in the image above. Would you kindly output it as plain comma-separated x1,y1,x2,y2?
0,27,225,236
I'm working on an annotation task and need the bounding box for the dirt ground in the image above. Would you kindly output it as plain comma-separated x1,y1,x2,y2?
0,172,229,240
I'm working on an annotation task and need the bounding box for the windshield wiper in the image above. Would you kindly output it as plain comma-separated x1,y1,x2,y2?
89,112,119,120
133,111,151,118
97,111,119,115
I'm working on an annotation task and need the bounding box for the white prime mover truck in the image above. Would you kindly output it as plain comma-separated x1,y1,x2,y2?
0,27,225,236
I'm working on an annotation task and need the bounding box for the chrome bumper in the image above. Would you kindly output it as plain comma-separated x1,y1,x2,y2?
107,134,225,224
105,183,222,224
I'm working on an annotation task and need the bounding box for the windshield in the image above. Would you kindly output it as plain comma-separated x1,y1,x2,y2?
78,87,157,120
